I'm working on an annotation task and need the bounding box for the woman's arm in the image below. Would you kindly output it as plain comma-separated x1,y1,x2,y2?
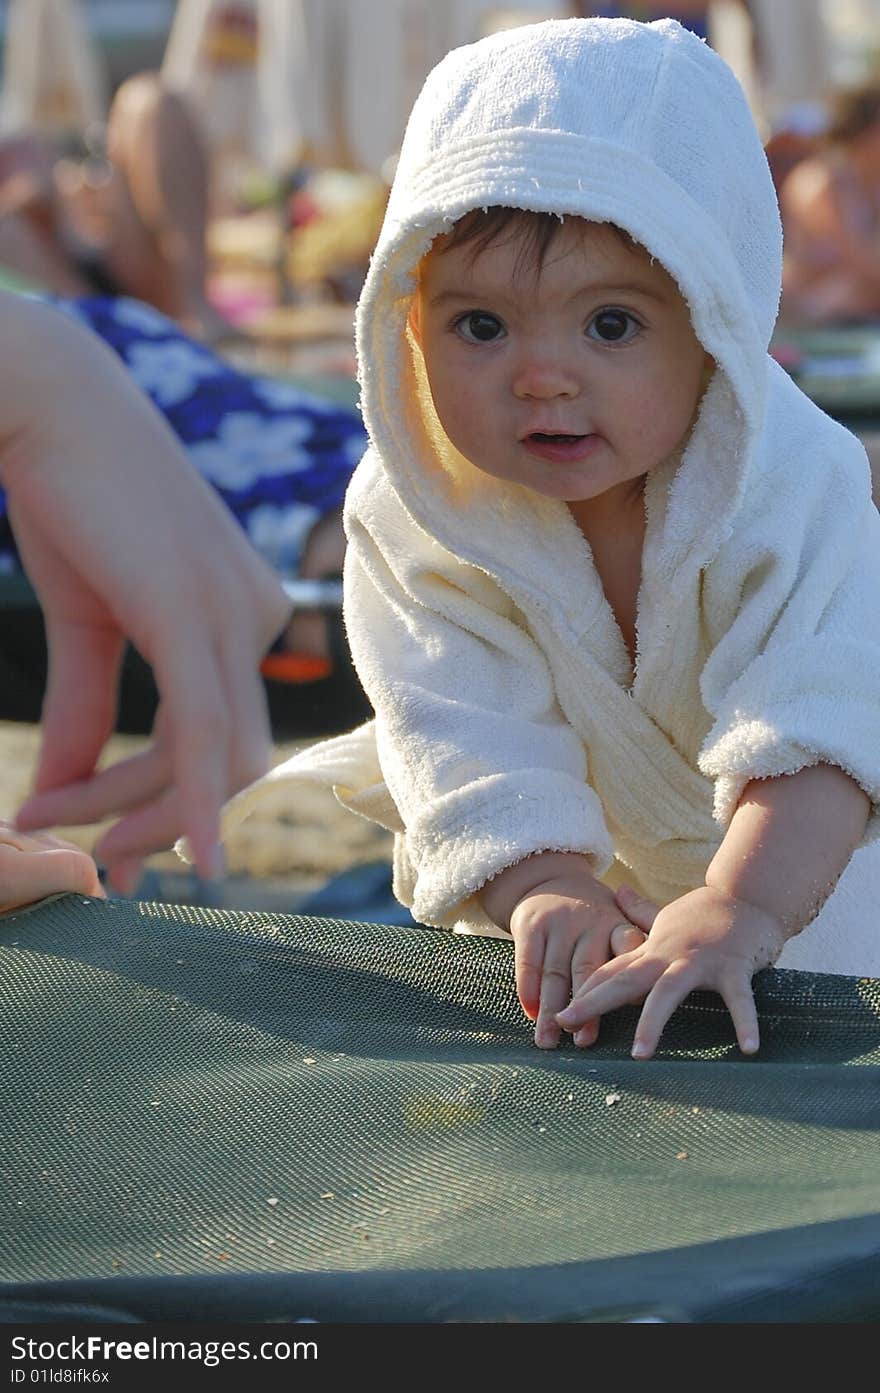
0,293,290,889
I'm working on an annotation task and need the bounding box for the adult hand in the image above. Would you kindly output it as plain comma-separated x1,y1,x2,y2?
0,820,104,912
0,296,290,890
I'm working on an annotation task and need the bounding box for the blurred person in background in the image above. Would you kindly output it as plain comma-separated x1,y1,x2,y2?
779,80,880,325
0,70,234,342
763,101,827,198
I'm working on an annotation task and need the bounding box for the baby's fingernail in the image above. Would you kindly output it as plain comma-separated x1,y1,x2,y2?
631,1041,650,1059
574,1027,595,1047
741,1036,759,1054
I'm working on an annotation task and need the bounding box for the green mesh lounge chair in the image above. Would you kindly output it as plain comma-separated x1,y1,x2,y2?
2,894,879,1324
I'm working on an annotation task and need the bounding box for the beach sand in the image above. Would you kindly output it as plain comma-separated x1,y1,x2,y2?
0,720,393,903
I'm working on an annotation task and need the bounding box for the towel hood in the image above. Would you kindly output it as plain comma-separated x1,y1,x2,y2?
353,16,784,586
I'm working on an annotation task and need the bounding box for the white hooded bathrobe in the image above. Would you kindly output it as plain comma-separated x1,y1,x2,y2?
210,17,880,975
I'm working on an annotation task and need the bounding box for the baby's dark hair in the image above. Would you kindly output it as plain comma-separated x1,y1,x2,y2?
438,206,639,278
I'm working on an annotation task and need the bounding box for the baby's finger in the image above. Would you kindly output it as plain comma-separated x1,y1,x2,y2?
567,937,612,1047
610,922,647,956
613,885,660,934
556,955,656,1031
630,964,695,1058
720,979,760,1055
534,943,578,1049
513,927,547,1021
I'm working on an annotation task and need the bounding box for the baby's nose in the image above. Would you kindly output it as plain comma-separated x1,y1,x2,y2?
512,348,580,400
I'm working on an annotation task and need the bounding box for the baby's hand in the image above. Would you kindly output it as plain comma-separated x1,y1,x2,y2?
0,820,104,913
508,870,647,1049
556,884,787,1059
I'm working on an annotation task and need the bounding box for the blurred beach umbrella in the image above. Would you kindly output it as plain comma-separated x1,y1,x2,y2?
161,0,570,191
161,0,409,182
161,0,268,199
307,0,566,173
0,0,109,145
314,0,407,174
745,0,831,131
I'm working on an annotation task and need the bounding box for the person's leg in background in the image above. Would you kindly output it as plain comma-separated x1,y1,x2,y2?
66,72,236,342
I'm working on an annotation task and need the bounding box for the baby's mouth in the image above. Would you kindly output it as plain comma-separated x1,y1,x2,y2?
522,430,599,464
528,432,585,444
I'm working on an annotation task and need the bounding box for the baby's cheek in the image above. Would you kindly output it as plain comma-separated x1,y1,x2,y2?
638,376,700,458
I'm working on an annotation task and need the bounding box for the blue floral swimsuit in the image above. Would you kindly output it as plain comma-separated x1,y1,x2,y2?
0,296,367,578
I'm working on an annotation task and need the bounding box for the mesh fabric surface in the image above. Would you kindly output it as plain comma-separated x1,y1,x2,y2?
2,894,879,1323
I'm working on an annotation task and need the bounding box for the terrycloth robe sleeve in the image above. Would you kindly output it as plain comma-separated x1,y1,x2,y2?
343,466,614,931
698,407,880,834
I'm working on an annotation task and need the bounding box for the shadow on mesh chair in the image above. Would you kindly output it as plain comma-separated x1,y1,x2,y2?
1,894,879,1323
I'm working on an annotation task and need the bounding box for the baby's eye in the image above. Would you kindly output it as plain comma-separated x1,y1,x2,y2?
454,310,506,343
586,309,641,344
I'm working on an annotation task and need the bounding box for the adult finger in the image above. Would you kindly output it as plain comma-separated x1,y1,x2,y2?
207,628,274,840
100,855,144,898
17,742,171,832
32,620,124,792
94,650,270,879
150,635,270,881
0,844,105,911
93,782,209,870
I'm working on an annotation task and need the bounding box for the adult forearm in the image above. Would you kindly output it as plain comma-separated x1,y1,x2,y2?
705,764,870,937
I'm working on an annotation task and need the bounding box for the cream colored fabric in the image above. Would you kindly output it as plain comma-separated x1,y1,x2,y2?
205,17,880,975
161,0,266,198
0,0,108,139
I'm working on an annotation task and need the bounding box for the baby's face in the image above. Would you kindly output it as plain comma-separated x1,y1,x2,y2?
413,218,711,508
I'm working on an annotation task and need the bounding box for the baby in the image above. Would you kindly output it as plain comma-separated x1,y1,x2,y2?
215,17,880,1058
